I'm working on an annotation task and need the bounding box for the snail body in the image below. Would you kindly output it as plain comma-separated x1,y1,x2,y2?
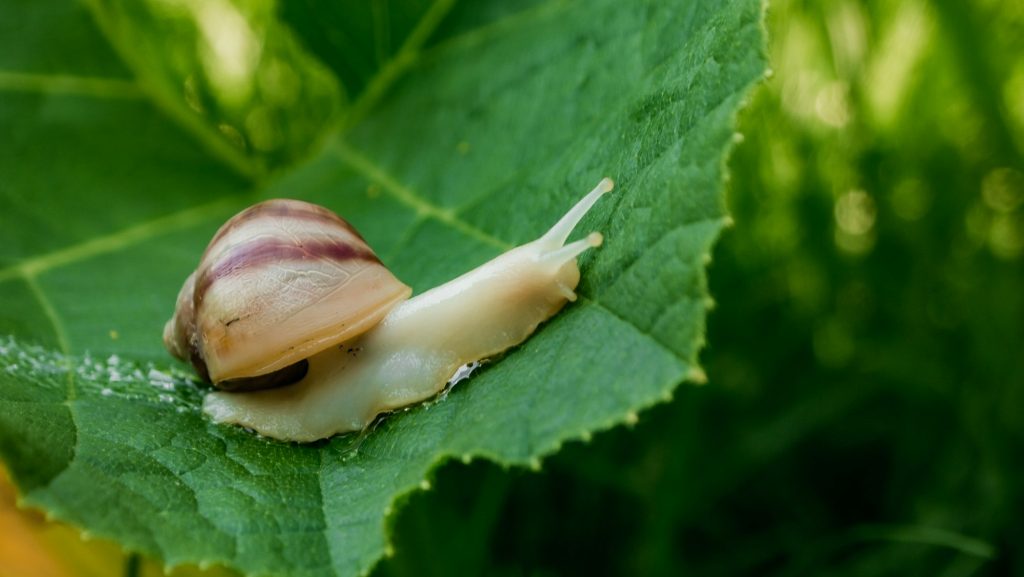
166,178,613,442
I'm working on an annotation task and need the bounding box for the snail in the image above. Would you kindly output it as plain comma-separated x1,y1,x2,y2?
164,178,614,442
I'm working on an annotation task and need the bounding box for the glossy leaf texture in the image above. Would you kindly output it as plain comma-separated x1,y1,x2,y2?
0,1,766,576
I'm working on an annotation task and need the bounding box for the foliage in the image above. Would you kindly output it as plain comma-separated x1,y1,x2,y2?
373,0,1024,576
0,1,765,576
5,0,1022,575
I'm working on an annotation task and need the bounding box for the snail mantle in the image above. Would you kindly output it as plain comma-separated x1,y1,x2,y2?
163,178,614,442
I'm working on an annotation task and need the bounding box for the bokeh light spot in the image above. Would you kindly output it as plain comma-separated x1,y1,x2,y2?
982,167,1024,214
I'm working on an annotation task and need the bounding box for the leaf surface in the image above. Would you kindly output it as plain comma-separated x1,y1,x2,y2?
0,1,766,576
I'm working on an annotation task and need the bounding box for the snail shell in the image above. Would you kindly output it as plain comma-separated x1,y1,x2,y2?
163,199,411,390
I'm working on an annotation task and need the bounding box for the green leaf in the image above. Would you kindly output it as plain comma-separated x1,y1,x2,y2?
0,1,766,576
279,0,445,99
86,0,345,174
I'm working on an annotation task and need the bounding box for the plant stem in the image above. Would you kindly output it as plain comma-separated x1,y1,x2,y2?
123,553,141,577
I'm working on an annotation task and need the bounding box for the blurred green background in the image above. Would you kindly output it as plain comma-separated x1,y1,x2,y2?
4,0,1023,575
375,0,1024,576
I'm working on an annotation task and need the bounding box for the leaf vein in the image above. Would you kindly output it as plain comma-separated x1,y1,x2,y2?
577,296,682,363
0,71,142,99
317,446,338,576
23,274,72,365
420,0,575,64
0,196,250,285
83,5,264,181
331,141,511,251
339,0,459,133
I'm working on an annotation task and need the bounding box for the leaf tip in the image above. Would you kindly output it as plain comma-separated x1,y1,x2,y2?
687,366,708,385
624,411,639,426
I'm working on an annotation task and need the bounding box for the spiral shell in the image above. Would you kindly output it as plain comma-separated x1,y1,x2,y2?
163,199,411,388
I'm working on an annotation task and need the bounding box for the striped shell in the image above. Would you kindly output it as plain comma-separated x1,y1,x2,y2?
163,199,411,388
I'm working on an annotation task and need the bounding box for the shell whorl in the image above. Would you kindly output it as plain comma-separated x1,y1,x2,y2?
164,199,412,386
